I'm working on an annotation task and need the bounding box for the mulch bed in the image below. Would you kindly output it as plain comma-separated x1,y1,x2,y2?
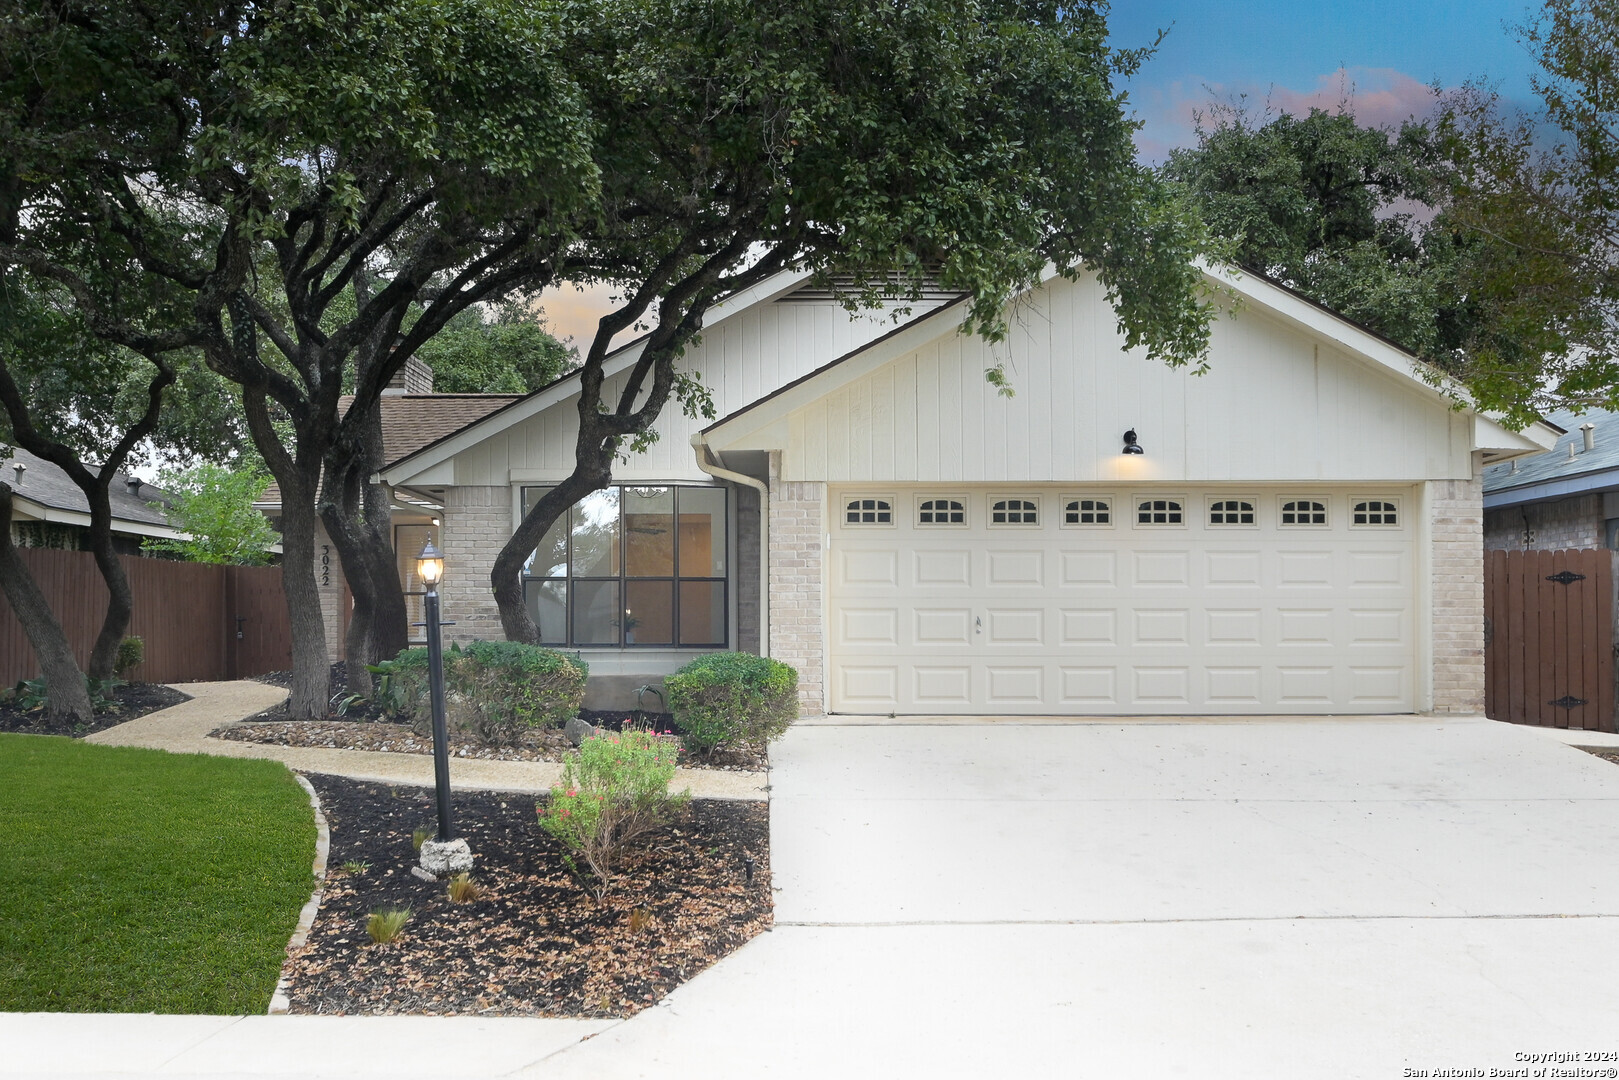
282,775,772,1017
1585,749,1619,766
0,682,190,738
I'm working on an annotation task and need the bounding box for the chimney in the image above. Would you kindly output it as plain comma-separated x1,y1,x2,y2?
384,356,435,395
126,476,142,497
1581,422,1596,452
11,461,23,486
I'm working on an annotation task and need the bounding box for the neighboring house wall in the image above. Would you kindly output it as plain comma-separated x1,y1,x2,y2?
1431,471,1486,714
767,462,825,714
1484,494,1604,551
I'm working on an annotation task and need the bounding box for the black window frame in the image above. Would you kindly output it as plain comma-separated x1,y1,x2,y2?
519,484,728,649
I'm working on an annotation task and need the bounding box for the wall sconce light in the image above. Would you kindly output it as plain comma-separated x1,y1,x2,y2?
1122,429,1145,455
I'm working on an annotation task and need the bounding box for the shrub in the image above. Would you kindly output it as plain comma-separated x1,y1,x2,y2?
379,642,588,746
664,652,798,757
114,636,144,678
538,729,690,899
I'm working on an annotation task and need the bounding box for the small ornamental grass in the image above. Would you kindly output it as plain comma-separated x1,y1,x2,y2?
538,730,690,900
664,652,798,758
365,908,411,945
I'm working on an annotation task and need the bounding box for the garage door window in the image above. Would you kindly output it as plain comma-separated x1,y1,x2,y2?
1352,499,1398,526
845,497,894,525
990,498,1039,525
1063,497,1112,526
1208,499,1256,526
917,497,967,526
520,485,727,648
1281,499,1328,526
1136,498,1184,525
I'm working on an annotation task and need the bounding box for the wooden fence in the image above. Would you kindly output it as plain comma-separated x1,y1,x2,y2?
0,549,291,686
1484,548,1616,733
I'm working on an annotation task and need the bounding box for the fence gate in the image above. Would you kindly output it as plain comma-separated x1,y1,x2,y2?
1485,548,1616,732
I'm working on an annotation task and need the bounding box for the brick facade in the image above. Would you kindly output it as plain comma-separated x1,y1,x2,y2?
438,485,508,645
1430,473,1485,714
735,485,761,655
766,458,825,715
1484,493,1605,551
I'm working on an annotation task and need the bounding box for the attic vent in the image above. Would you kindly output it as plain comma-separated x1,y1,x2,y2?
776,275,964,304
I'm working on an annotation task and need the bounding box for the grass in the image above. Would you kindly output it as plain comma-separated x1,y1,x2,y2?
0,735,316,1014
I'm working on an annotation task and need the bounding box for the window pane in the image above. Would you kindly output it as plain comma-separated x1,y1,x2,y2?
678,580,726,646
570,489,620,577
523,579,567,644
623,486,675,577
394,523,439,641
678,487,726,577
571,579,620,645
625,580,674,645
521,487,569,578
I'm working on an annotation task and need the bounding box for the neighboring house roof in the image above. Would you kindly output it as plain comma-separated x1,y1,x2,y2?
1484,408,1619,509
255,392,522,509
2,446,180,538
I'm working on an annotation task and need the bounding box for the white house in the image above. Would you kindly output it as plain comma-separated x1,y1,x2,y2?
356,263,1556,717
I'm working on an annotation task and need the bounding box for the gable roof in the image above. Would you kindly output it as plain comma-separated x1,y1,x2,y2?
3,447,178,537
1483,407,1619,508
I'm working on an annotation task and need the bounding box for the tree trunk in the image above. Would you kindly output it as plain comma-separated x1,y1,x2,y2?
83,495,133,682
0,485,92,722
278,488,332,718
491,445,613,643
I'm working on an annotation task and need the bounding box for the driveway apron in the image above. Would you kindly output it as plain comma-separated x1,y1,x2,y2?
535,717,1619,1080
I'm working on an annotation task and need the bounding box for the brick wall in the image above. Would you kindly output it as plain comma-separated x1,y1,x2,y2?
439,486,508,644
1431,473,1485,714
1484,493,1604,551
767,460,825,715
735,485,761,655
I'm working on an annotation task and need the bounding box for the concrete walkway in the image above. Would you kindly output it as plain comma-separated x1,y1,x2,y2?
85,681,767,799
14,712,1619,1078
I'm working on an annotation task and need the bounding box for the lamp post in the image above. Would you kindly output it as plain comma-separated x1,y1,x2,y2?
417,540,455,844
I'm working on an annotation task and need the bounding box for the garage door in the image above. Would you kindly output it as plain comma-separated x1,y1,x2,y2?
827,487,1416,715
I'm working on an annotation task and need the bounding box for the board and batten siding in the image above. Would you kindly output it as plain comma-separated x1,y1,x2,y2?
716,274,1476,485
432,297,949,488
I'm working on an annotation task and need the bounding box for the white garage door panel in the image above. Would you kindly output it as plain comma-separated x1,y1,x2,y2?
828,487,1415,715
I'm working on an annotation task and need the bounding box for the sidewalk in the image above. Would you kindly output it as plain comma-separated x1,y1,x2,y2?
84,681,767,800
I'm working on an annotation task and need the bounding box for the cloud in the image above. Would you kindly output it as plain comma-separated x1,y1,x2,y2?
1129,66,1444,162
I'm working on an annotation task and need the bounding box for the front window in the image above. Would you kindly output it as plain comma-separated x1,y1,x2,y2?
521,485,727,647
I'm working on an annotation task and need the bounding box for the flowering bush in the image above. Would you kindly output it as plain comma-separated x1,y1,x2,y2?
538,729,689,898
664,652,797,758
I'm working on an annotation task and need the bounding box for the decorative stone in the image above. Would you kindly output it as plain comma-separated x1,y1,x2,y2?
409,865,438,882
419,837,474,877
564,717,599,747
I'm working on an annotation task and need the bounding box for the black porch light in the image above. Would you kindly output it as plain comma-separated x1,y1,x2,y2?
416,539,454,843
1122,429,1145,455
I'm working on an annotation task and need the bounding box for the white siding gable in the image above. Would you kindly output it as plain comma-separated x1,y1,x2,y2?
714,273,1478,483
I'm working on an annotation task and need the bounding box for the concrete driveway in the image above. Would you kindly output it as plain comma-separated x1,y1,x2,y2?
537,717,1619,1080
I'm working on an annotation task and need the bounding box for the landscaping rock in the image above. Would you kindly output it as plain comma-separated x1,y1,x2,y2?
564,716,599,747
418,837,474,877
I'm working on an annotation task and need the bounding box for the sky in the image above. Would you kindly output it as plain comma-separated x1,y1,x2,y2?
539,1,1551,350
1108,0,1545,161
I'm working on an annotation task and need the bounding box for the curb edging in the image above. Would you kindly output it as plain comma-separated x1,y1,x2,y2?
268,772,329,1015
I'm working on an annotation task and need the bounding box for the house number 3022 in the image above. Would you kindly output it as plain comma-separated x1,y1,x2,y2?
320,545,331,587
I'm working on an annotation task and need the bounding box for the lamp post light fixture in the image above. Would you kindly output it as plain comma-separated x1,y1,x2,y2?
1122,429,1145,455
415,539,473,878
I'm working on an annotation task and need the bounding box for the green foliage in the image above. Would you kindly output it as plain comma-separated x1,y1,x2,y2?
383,642,588,745
365,908,411,945
0,736,315,1012
114,636,143,678
539,729,690,899
10,675,119,714
341,859,371,875
1434,0,1619,424
411,301,577,393
142,463,278,566
664,652,798,757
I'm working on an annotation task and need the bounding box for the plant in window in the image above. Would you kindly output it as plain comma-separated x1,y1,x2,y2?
664,652,799,757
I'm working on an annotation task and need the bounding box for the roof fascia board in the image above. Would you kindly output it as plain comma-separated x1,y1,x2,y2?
380,265,816,486
10,495,184,538
1484,467,1619,508
1475,415,1560,455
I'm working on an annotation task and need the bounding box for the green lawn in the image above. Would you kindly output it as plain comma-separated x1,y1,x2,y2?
0,735,316,1013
